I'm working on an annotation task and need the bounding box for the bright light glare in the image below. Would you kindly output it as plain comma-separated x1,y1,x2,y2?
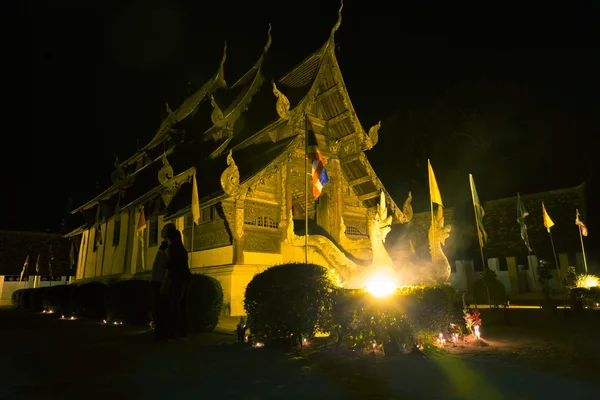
577,274,600,289
366,274,396,298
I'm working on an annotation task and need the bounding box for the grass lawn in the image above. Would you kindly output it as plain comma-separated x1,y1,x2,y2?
1,306,599,400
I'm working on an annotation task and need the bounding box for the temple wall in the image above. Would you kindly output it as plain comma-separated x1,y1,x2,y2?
190,245,234,268
449,253,582,301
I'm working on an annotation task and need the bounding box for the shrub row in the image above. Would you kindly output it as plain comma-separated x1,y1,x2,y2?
11,274,223,332
244,263,459,352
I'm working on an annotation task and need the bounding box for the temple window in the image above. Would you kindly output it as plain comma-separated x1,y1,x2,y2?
183,214,193,251
148,218,159,247
113,218,121,247
245,216,279,229
92,228,99,252
345,225,365,237
200,207,212,224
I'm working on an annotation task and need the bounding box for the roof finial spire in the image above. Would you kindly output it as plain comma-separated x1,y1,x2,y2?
330,0,344,38
217,41,228,88
264,23,272,53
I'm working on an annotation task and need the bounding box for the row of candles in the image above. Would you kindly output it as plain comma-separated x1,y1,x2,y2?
436,326,481,345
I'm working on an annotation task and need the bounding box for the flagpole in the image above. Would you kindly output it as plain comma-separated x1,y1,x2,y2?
191,218,195,267
545,230,562,288
578,225,588,274
304,115,309,264
429,179,435,263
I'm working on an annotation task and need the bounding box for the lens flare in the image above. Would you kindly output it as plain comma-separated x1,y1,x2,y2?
366,274,396,298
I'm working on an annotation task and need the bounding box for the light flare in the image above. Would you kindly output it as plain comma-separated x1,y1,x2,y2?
365,272,397,298
576,274,599,289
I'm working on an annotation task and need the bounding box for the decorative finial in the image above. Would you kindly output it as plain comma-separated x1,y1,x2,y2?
158,154,174,186
221,150,240,196
272,82,290,120
330,0,344,37
362,120,381,150
217,41,227,88
210,95,225,126
264,24,272,53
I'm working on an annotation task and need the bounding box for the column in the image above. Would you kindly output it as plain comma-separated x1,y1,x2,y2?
506,256,520,296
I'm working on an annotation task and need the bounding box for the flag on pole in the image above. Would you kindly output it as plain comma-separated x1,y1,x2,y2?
35,253,40,274
137,206,147,270
542,202,554,232
48,244,54,280
428,160,443,207
192,172,201,225
576,209,588,236
409,240,416,256
137,206,147,235
69,240,76,269
19,255,29,282
306,117,329,199
517,193,532,253
469,174,488,247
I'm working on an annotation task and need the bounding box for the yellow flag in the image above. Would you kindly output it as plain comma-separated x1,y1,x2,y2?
542,202,554,232
428,159,443,206
192,172,200,225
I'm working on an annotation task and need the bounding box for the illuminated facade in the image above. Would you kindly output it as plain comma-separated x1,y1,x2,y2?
66,10,413,315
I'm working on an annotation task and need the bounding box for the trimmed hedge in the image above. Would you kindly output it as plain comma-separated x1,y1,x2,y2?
106,280,154,325
245,263,335,347
188,274,224,332
71,282,108,318
332,285,458,352
570,287,600,310
19,289,34,310
30,287,51,312
12,289,24,307
42,285,77,316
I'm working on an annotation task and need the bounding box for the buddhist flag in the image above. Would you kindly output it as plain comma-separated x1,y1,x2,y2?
306,117,329,199
469,174,488,247
48,244,54,279
137,207,147,270
576,209,588,237
192,172,201,225
35,253,40,274
428,160,443,207
517,193,532,253
137,206,147,236
69,241,76,269
19,255,29,282
542,202,554,232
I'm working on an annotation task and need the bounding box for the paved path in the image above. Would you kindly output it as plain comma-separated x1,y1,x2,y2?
0,308,597,400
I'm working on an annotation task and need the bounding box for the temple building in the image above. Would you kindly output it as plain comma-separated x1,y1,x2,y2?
66,8,414,315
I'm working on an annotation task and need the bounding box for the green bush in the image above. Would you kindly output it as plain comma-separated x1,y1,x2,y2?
188,274,224,332
106,280,153,325
245,263,335,347
570,287,600,310
30,288,50,312
11,289,24,307
43,285,77,316
71,282,108,318
19,288,35,310
331,289,413,354
331,285,458,352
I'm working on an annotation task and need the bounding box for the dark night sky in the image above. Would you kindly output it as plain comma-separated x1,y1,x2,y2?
12,0,600,232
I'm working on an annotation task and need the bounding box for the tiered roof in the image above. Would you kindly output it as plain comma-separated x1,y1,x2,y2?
67,1,412,237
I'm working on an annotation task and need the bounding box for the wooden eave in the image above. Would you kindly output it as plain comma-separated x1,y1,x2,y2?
70,147,177,215
340,151,404,222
